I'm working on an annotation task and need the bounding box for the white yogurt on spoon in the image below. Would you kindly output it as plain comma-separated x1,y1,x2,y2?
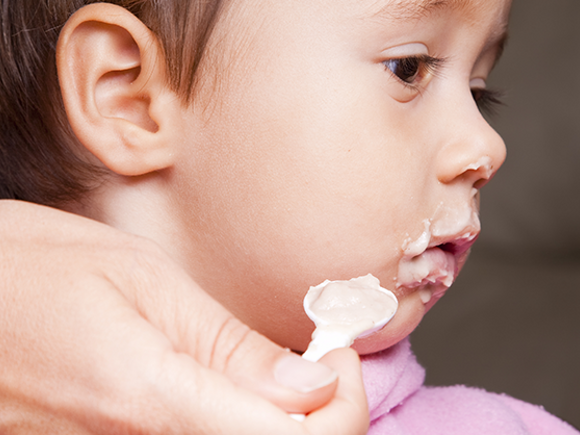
302,274,398,362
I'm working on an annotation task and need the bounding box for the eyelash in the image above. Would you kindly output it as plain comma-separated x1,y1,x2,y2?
471,88,504,116
383,55,504,115
382,54,445,90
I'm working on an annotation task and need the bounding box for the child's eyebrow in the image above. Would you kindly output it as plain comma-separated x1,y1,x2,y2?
371,0,480,21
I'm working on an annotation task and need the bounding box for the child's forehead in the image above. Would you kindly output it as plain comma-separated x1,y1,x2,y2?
221,0,510,36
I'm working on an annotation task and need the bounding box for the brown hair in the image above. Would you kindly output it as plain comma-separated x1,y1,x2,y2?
0,0,222,206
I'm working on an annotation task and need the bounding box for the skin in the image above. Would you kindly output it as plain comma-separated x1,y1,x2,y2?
61,0,511,354
0,200,367,433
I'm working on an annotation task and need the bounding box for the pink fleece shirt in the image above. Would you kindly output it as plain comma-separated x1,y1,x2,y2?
360,339,578,435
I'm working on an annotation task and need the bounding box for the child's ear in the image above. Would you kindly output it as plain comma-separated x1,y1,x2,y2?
57,3,179,176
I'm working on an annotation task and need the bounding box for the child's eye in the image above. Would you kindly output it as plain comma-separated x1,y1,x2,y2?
470,82,504,116
383,55,443,88
383,57,422,83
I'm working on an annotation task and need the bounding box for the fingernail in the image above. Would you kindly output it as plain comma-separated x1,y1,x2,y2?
274,353,338,393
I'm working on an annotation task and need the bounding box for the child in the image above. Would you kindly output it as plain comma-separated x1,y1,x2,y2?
0,0,577,433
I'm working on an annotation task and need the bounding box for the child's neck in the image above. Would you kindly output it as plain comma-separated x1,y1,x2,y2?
71,172,183,260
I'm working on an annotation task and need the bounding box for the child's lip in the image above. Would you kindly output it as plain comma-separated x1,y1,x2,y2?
431,231,479,258
396,247,456,290
396,225,480,293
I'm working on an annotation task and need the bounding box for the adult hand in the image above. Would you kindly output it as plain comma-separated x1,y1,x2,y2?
0,200,368,434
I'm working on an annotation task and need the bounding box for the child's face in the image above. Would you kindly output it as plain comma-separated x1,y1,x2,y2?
166,0,511,353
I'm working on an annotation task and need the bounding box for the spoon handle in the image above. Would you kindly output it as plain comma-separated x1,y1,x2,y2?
301,329,354,362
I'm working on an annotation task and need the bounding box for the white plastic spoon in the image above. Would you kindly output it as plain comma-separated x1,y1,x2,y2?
291,274,398,420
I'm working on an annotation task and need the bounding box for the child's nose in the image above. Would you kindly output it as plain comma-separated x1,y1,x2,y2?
435,104,506,189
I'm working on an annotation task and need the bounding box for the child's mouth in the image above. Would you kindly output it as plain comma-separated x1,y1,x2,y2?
396,212,480,304
397,246,456,291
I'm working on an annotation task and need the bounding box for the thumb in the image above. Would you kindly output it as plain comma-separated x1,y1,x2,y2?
119,246,339,414
201,315,340,414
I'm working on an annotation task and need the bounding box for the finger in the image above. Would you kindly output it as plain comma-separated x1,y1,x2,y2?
115,249,340,413
202,319,340,413
124,347,367,435
304,348,370,435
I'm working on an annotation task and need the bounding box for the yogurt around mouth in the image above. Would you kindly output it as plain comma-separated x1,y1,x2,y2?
397,246,456,290
397,201,481,304
397,220,456,301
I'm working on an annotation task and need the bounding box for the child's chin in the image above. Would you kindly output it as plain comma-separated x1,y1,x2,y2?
351,289,434,355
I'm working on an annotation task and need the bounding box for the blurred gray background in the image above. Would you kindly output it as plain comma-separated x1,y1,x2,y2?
412,0,580,428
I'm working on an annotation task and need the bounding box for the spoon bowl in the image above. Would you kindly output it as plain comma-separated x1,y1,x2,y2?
302,274,398,362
